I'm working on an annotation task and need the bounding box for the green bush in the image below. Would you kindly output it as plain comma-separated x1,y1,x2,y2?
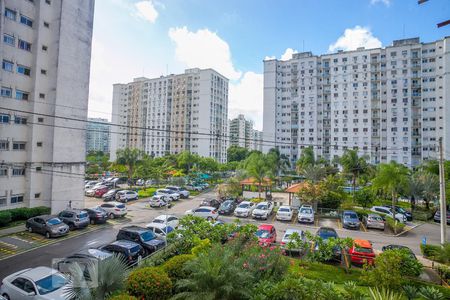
108,293,138,300
353,188,375,208
126,267,172,300
137,188,156,198
412,209,435,221
162,254,194,281
421,243,450,264
385,217,405,233
139,240,184,268
437,265,450,284
0,211,12,227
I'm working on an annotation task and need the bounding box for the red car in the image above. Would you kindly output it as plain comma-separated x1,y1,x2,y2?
256,224,277,247
348,239,375,265
94,186,109,197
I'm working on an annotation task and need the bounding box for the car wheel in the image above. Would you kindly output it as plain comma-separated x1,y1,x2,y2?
69,223,75,230
27,226,33,233
124,198,128,203
109,213,115,219
90,219,95,225
45,231,51,239
3,294,10,300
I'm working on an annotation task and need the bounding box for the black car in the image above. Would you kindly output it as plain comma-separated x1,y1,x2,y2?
102,189,122,201
84,207,108,224
116,226,165,256
25,215,69,238
55,248,113,275
100,240,145,266
381,244,417,259
200,199,221,209
218,200,237,215
383,205,412,221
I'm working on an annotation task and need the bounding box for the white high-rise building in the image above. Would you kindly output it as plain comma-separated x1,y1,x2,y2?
86,118,111,154
263,37,450,168
0,0,95,212
229,114,263,151
111,68,229,163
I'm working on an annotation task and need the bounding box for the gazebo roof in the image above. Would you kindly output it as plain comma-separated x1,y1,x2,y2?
240,177,272,186
285,182,311,193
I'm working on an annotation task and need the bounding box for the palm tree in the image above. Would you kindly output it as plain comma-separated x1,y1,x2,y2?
63,254,130,300
244,153,269,199
301,164,326,183
177,151,199,175
368,288,403,300
296,146,316,174
407,172,424,211
115,148,144,181
339,149,368,197
419,171,440,209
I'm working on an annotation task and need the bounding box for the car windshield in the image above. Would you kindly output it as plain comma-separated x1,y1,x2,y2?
256,204,267,210
152,197,161,200
300,208,312,214
221,202,232,208
354,247,373,254
318,230,337,240
35,273,67,295
238,203,249,208
256,229,270,238
78,212,88,219
279,208,290,212
140,231,156,242
153,219,164,223
370,216,383,221
344,213,357,219
47,218,62,225
116,204,125,209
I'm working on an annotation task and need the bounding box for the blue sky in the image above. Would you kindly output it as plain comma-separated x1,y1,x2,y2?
88,0,450,130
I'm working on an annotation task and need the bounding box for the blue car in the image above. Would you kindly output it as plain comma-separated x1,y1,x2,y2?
342,210,361,230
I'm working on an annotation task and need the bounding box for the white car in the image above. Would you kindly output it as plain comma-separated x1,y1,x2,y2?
98,202,127,219
146,222,175,238
281,229,305,253
149,195,169,208
252,202,274,220
136,179,145,186
370,206,407,223
233,201,255,217
156,189,180,201
298,206,315,223
185,206,218,220
84,181,98,189
0,266,68,299
185,184,202,191
116,190,138,202
166,186,190,199
276,205,293,221
152,214,179,228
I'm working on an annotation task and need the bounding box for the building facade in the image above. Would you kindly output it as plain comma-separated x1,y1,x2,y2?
229,114,263,151
263,37,450,168
0,0,95,212
110,68,229,163
86,118,111,154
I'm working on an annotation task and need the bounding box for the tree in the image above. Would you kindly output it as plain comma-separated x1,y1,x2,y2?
227,145,249,162
419,171,439,209
115,148,145,180
406,171,424,210
197,157,219,173
317,175,348,209
301,164,327,183
177,151,199,174
339,149,368,197
243,152,270,199
296,146,316,173
267,148,291,177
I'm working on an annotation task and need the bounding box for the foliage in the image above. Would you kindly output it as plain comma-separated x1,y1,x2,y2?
108,293,138,300
137,187,157,198
116,148,145,180
362,249,423,289
295,182,321,204
0,211,12,226
190,238,211,256
296,146,316,173
304,231,353,263
421,243,450,264
368,288,403,300
177,151,199,174
241,152,271,198
0,206,51,226
227,145,249,162
162,254,195,281
403,286,419,300
342,281,366,300
437,264,450,284
215,177,241,199
317,175,347,209
385,217,406,233
126,267,172,300
419,286,446,300
139,240,185,268
289,260,363,284
301,165,327,183
353,187,375,208
267,148,291,177
339,149,368,196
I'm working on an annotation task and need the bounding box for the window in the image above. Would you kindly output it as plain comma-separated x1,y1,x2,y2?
12,142,26,150
0,141,9,150
2,60,14,72
40,69,47,75
0,114,10,124
18,39,32,51
0,168,7,176
46,0,51,4
20,15,33,27
11,194,24,204
36,142,42,147
38,117,44,123
4,8,16,20
0,197,6,207
12,168,25,176
39,93,45,99
16,90,29,100
3,34,15,46
14,116,27,125
42,45,48,51
43,21,49,28
35,193,40,199
1,87,12,97
17,65,31,76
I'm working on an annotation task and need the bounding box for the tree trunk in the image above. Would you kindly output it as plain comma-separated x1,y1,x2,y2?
410,195,416,211
352,175,357,202
392,191,397,234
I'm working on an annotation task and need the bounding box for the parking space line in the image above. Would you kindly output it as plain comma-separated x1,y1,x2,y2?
314,218,319,227
337,219,342,229
360,222,368,232
291,214,297,224
271,214,276,222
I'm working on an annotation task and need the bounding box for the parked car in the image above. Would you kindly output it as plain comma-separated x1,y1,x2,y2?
99,240,145,266
370,206,407,223
152,214,179,228
55,248,113,275
434,210,450,224
145,222,175,239
276,205,294,221
102,189,122,202
348,239,375,265
256,224,277,247
98,202,127,219
362,213,385,230
381,244,417,259
218,200,237,215
383,205,413,221
298,206,315,223
156,189,180,201
315,227,341,259
136,179,145,186
200,199,221,209
94,186,109,198
252,201,274,220
85,188,97,197
84,207,108,224
26,215,69,238
166,186,190,198
116,190,138,203
116,226,165,255
342,210,361,230
233,201,255,217
281,229,305,253
185,184,202,191
58,209,90,230
149,195,169,208
0,266,68,299
185,206,218,220
145,179,154,186
85,181,98,189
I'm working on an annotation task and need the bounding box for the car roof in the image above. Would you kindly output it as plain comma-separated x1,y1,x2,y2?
120,226,149,233
35,215,56,220
258,224,274,230
239,201,252,205
111,240,140,248
198,206,216,210
147,222,173,229
17,266,59,281
104,201,123,206
368,213,382,218
278,205,291,209
354,239,372,248
256,201,269,205
317,227,336,232
285,228,302,235
343,210,357,213
154,214,177,220
61,208,85,213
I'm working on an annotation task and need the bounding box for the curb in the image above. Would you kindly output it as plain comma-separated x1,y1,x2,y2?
394,222,424,237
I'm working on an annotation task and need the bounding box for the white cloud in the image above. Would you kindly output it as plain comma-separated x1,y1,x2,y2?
370,0,391,6
229,72,263,130
280,48,298,60
135,1,158,23
264,55,276,60
328,26,382,52
168,26,242,80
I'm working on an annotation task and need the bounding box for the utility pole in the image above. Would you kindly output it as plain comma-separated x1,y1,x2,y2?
438,137,447,244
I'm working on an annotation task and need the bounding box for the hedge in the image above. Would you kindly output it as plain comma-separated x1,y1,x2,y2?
126,267,172,300
137,188,157,198
0,206,51,227
421,243,450,264
385,217,405,233
0,211,12,227
108,293,138,300
162,254,194,281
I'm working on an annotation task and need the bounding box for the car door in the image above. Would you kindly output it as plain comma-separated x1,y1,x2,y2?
9,277,34,298
34,217,46,233
167,217,177,227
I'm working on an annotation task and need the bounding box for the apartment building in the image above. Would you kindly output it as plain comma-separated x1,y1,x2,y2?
86,118,111,154
229,114,263,151
263,37,450,168
110,68,229,163
0,0,95,212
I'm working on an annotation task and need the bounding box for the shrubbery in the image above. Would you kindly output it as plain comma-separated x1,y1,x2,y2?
0,206,50,227
137,187,156,198
126,267,172,300
385,217,406,234
162,254,194,281
421,242,450,264
108,293,138,300
0,211,12,227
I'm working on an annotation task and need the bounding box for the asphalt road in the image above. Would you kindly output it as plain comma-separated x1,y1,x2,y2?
0,190,448,281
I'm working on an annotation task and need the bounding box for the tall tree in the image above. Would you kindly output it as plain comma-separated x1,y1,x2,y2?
243,152,269,199
115,148,144,180
301,164,326,183
227,145,249,162
419,171,439,209
296,146,316,173
339,149,368,197
406,172,424,210
267,147,291,177
177,151,199,174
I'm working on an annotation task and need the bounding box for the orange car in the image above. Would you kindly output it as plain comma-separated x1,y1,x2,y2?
348,239,375,265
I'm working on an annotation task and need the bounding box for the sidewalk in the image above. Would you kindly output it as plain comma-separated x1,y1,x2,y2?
0,224,26,237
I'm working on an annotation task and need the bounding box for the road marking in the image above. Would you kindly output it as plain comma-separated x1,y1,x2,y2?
291,215,297,224
337,219,342,229
271,214,276,222
360,222,368,232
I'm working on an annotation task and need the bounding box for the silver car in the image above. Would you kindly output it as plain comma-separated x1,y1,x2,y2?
58,209,90,230
298,206,315,223
363,213,385,230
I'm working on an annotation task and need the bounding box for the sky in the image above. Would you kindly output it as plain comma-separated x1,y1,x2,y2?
88,0,450,130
